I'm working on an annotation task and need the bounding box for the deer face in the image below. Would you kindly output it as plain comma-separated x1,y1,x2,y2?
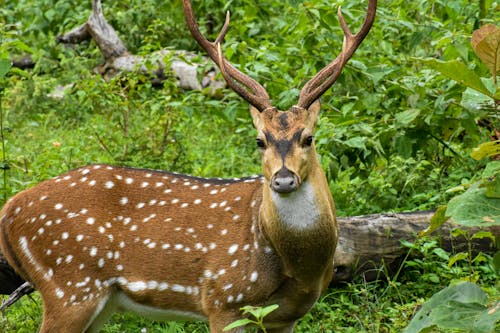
250,100,321,194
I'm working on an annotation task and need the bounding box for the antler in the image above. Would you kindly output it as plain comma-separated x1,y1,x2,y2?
296,0,377,110
182,0,273,112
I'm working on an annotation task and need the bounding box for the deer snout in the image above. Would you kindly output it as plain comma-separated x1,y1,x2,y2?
271,167,299,193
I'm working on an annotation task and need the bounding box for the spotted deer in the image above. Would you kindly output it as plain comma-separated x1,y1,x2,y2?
0,0,376,331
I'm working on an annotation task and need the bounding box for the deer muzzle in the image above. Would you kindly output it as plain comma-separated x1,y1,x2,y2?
271,167,299,193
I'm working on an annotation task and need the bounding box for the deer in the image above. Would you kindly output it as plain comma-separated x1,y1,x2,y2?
0,0,376,332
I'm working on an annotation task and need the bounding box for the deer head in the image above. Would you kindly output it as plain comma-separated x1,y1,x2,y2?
183,0,376,195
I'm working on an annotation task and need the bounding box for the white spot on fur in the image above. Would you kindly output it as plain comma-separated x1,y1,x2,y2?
250,271,259,282
56,288,65,299
228,244,238,254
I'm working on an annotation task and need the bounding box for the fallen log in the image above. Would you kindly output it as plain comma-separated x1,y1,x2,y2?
56,0,225,91
333,211,499,282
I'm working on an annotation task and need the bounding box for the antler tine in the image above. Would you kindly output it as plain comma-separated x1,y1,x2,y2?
182,0,272,112
297,0,377,110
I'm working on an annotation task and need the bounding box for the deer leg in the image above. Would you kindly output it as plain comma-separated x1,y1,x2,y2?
38,292,112,333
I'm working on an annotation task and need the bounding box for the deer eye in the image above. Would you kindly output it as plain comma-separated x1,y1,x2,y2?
304,135,314,147
256,138,266,149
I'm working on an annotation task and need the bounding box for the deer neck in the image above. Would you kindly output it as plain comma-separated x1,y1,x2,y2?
258,159,337,286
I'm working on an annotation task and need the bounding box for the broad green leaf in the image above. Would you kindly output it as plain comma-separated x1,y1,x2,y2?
432,248,450,261
223,318,255,331
431,301,486,330
482,161,500,198
493,251,500,275
405,282,489,333
258,304,279,318
461,85,496,113
395,109,421,126
421,206,449,236
366,65,397,85
485,176,500,199
422,58,493,97
482,161,500,178
344,137,366,150
473,301,500,333
0,58,12,78
241,304,279,319
446,183,500,227
448,252,469,267
471,230,495,241
471,24,500,78
471,140,500,160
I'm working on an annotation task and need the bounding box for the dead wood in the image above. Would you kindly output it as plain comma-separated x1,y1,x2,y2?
333,211,499,282
56,0,225,91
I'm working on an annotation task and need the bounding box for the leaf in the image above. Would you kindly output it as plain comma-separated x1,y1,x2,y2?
446,183,500,226
241,304,279,319
493,251,500,275
448,252,469,267
471,24,500,78
482,161,500,178
223,318,255,331
485,176,500,199
431,301,486,330
420,205,450,236
461,84,496,113
0,58,12,78
344,137,366,150
481,162,500,198
432,248,450,261
404,282,489,333
422,58,493,97
258,304,279,318
471,230,495,241
471,140,500,160
395,109,421,126
473,301,500,333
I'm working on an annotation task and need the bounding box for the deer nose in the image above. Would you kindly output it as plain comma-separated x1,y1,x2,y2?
271,167,299,193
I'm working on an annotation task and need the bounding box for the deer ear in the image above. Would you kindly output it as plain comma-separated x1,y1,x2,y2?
250,106,263,130
306,99,322,129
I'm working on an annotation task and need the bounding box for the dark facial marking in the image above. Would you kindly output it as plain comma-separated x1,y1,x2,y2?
278,113,289,129
265,129,304,162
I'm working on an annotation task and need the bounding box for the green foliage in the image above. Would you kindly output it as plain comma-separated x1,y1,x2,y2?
421,19,500,333
446,179,500,227
223,304,279,332
405,282,500,333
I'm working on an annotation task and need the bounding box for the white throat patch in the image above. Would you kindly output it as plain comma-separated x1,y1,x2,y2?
270,181,319,229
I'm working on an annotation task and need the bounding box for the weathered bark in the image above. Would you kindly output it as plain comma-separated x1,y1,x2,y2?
0,282,33,311
56,0,225,91
333,211,499,282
